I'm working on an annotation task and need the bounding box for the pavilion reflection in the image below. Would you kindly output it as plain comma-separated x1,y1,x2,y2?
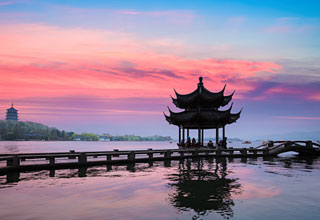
166,158,242,219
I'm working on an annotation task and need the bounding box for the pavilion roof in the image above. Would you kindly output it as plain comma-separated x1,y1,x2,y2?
164,105,241,129
172,77,234,110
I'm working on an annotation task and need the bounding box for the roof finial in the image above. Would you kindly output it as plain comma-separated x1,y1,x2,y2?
11,101,13,107
198,76,203,88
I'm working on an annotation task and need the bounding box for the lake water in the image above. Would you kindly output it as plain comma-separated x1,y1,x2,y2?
1,142,319,220
0,141,263,154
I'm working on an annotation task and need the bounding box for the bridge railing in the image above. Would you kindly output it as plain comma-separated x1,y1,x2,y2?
255,140,320,149
258,140,320,156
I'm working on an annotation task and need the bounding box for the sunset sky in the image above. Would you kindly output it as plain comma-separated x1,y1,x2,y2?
0,0,319,139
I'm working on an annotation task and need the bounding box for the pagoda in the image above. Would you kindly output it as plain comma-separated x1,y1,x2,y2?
6,102,18,121
164,77,241,147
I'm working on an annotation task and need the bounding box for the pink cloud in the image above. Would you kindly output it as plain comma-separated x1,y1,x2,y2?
0,23,281,101
308,93,320,101
275,85,318,102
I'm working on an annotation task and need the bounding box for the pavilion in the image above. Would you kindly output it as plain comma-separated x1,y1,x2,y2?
164,77,241,147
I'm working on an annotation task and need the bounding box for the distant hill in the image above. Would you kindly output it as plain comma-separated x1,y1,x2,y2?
99,134,172,141
0,120,173,141
0,120,74,141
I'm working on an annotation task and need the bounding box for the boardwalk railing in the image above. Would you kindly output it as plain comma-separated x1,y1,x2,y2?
0,140,319,173
0,148,268,173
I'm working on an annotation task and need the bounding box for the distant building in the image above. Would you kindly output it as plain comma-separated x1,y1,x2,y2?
6,102,18,121
74,135,81,141
99,136,110,141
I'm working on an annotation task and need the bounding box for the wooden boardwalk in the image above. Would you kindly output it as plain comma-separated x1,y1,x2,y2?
0,140,319,174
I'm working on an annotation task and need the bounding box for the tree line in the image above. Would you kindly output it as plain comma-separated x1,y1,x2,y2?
0,120,172,141
0,120,74,141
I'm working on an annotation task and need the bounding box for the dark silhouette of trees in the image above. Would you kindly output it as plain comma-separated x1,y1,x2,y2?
0,120,74,141
0,120,173,141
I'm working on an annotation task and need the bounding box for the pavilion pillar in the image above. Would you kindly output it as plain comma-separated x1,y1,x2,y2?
187,129,189,137
179,126,181,144
198,128,201,145
182,127,185,144
216,127,219,145
202,129,204,146
223,126,225,140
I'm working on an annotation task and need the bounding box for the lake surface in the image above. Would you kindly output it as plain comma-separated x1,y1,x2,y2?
0,141,263,154
1,142,319,220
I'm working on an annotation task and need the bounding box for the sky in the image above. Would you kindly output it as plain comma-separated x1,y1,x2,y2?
0,0,319,139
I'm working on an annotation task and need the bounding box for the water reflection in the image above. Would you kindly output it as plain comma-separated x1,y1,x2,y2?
6,172,20,183
1,162,157,186
3,143,19,153
166,158,241,219
1,156,320,220
2,156,320,185
262,156,320,177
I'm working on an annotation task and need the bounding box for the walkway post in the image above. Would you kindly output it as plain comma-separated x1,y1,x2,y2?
306,141,312,148
128,151,135,160
193,149,198,157
268,141,274,148
182,126,185,144
223,126,225,140
78,153,87,164
216,127,219,145
285,141,292,149
165,150,172,159
49,157,55,165
229,148,234,156
179,126,181,144
202,129,204,146
147,148,153,159
7,156,20,167
241,148,247,156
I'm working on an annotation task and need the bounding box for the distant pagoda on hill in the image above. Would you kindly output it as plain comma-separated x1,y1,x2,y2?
164,77,241,147
6,102,18,121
